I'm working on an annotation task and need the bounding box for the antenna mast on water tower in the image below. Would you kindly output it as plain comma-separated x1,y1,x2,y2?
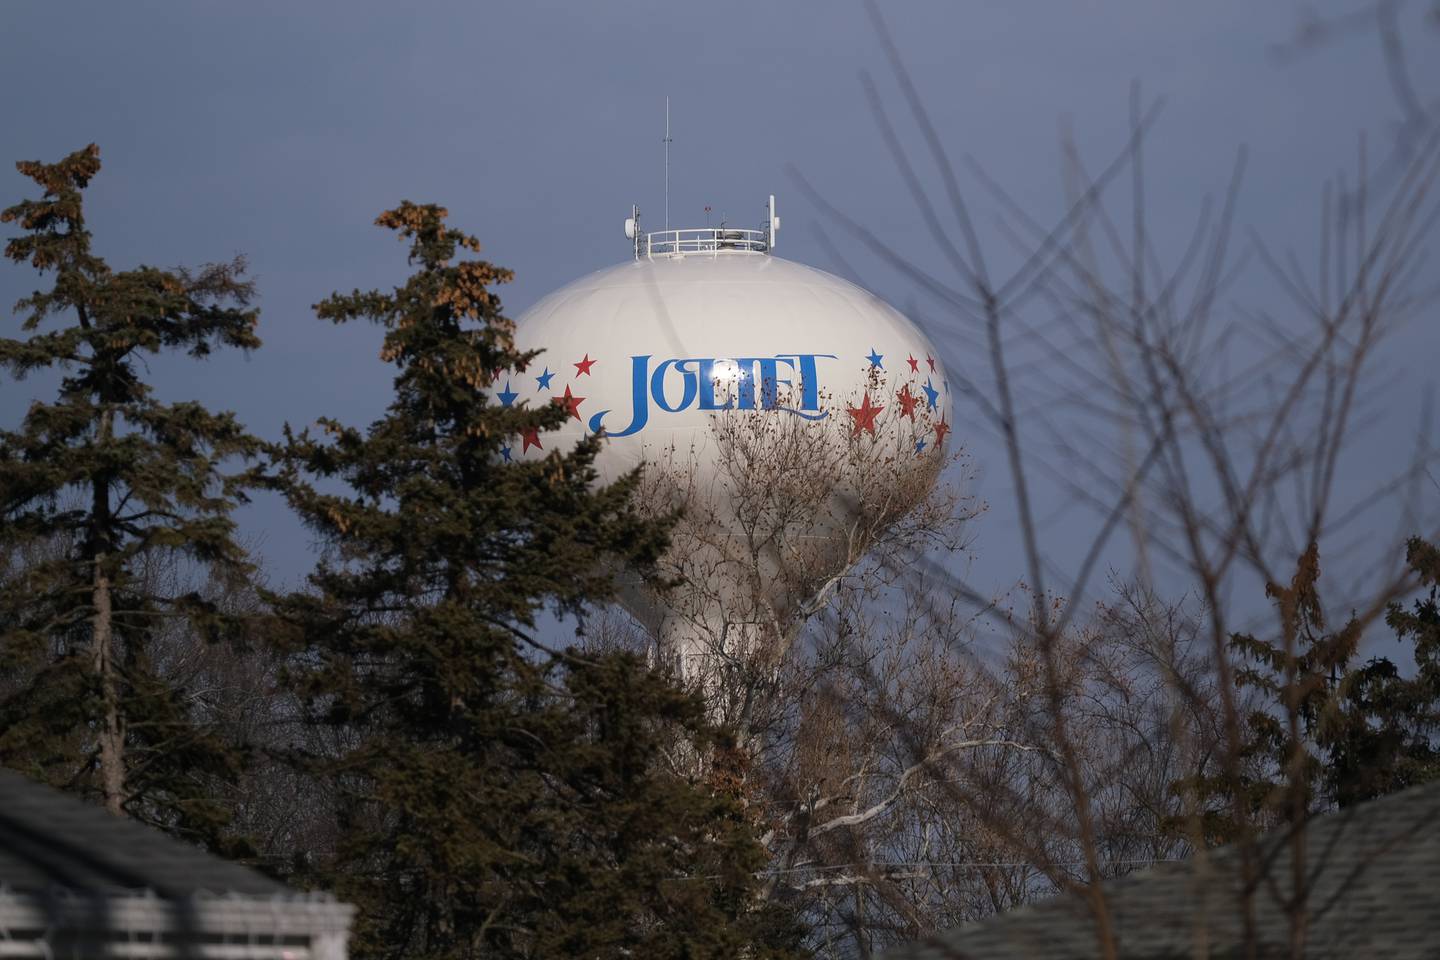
663,96,672,230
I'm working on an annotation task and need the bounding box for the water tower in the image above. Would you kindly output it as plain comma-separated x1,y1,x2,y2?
509,198,951,692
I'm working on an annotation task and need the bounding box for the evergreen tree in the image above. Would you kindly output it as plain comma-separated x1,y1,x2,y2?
0,144,261,845
271,203,805,960
1222,543,1356,827
1180,539,1440,842
1341,535,1440,801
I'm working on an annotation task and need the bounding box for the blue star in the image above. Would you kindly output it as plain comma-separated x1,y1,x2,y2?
922,377,939,410
497,380,517,407
915,439,927,454
866,348,884,369
535,367,555,390
500,444,513,463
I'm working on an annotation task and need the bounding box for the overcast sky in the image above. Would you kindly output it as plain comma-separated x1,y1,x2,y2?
2,1,1437,632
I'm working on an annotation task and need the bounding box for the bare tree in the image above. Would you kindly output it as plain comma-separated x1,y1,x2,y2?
599,411,1236,956
771,3,1440,956
744,573,1232,958
620,380,972,733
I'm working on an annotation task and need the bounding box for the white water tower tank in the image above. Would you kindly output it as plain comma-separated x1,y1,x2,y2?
508,200,951,676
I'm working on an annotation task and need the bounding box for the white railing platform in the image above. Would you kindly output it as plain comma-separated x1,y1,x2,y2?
638,227,770,258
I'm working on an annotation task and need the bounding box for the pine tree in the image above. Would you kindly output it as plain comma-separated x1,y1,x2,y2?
0,144,261,845
271,203,805,960
1179,539,1440,842
1337,535,1440,801
1222,543,1356,825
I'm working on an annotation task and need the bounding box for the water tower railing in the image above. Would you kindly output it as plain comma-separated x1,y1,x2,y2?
641,227,770,258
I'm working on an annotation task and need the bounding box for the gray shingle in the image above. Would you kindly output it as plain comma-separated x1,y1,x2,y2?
885,779,1440,959
0,768,285,898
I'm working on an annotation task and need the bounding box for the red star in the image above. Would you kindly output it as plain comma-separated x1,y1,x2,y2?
521,426,543,453
896,385,919,420
934,416,950,446
573,353,596,377
926,354,936,372
907,354,920,374
847,392,885,437
552,385,584,420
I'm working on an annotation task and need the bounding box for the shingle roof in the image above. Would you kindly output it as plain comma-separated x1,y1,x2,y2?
886,779,1440,959
0,768,285,898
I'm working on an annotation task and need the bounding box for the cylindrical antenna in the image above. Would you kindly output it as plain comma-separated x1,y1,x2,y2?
663,97,672,230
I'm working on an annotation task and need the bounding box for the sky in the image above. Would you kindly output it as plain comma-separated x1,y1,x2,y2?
1,1,1437,636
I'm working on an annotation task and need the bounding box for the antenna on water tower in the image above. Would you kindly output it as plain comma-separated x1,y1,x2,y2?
625,203,640,260
663,97,673,230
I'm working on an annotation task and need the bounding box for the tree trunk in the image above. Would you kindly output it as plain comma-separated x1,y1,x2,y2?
92,404,125,815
